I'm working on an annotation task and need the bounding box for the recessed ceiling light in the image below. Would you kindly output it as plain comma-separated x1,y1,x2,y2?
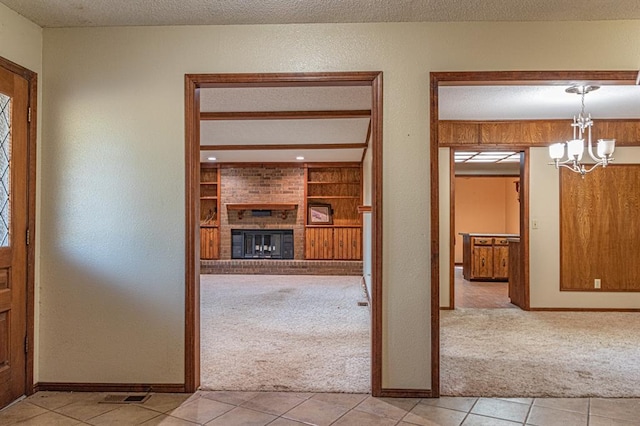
207,157,217,161
296,156,305,160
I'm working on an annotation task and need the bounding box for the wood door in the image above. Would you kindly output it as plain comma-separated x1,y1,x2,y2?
493,245,509,279
333,227,362,260
472,246,493,279
305,228,333,259
0,65,29,408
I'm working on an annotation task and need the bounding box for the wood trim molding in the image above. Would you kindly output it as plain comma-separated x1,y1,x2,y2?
201,143,366,151
185,71,385,397
429,72,441,397
430,70,635,398
0,55,38,397
370,72,384,397
35,383,185,393
200,110,371,120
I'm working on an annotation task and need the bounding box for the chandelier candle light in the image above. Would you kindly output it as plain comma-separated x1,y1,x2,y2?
548,85,615,176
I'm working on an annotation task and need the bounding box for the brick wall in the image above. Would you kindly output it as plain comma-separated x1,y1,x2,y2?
220,166,305,259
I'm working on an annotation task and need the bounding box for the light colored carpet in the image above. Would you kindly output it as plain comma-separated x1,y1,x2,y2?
441,308,640,397
200,274,371,393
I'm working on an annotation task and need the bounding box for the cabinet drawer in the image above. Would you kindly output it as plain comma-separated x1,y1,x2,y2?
472,237,492,246
494,238,509,246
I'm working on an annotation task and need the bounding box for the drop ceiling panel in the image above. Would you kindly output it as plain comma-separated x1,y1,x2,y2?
200,149,363,163
200,118,370,145
200,86,371,112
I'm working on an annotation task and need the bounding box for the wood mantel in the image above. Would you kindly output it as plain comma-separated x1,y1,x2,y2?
225,203,298,220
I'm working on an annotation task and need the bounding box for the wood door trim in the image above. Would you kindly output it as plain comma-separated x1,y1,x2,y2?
0,56,37,399
430,70,635,397
185,72,385,395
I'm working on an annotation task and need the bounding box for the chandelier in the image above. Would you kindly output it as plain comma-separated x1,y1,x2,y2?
548,85,615,176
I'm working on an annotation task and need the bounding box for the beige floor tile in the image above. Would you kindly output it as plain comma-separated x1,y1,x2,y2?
402,404,468,426
139,414,199,425
166,397,234,424
526,405,587,426
204,406,276,425
266,418,309,426
533,398,589,414
142,394,193,414
589,414,638,426
14,411,83,425
498,397,534,405
331,409,398,426
421,397,477,412
240,393,306,416
462,413,522,425
310,392,368,410
54,399,120,422
0,402,49,424
590,398,640,423
86,405,160,425
27,392,93,411
471,398,530,423
355,396,418,420
282,398,349,426
200,391,259,406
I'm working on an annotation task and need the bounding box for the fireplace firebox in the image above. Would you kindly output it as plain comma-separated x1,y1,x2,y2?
232,229,294,259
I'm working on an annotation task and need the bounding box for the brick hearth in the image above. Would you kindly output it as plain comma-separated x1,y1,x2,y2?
201,259,363,275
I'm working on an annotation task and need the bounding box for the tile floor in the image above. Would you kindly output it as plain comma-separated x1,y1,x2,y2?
454,266,516,309
2,391,640,425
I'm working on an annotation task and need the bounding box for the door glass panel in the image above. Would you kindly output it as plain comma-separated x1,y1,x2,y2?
0,93,10,247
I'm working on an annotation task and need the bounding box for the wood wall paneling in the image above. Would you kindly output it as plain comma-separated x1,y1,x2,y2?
439,119,640,146
560,165,640,291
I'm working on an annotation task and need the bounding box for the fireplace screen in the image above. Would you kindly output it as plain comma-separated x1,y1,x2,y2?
232,229,294,259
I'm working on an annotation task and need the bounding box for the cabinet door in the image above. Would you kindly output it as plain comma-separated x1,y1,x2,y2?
200,227,219,260
493,245,509,279
334,228,362,260
472,246,493,278
305,228,333,259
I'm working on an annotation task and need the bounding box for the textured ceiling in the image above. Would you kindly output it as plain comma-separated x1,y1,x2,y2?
2,0,640,27
439,85,640,120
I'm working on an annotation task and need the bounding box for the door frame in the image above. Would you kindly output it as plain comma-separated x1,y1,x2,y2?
0,55,37,399
447,151,528,311
430,70,638,395
184,72,384,395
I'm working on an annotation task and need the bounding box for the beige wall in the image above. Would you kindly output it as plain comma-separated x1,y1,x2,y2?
0,3,42,382
454,177,520,263
33,20,640,389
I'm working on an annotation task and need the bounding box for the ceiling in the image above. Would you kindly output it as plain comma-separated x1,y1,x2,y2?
3,0,640,28
5,2,638,164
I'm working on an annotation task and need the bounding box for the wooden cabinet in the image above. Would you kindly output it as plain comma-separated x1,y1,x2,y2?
200,227,220,260
334,228,362,260
305,228,334,259
200,164,220,260
304,164,363,260
305,227,362,260
461,233,517,281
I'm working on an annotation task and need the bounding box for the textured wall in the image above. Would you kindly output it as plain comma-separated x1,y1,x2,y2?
37,21,640,388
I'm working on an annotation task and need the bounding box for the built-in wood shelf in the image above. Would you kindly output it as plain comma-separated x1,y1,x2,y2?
226,203,298,220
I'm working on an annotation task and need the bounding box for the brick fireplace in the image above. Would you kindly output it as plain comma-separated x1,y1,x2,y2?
219,166,305,259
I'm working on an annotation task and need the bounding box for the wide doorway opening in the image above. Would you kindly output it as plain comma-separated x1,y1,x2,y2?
185,72,383,394
431,70,640,398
